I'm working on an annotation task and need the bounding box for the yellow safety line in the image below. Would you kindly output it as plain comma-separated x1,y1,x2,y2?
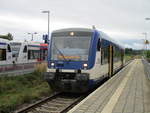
68,60,134,113
101,60,137,113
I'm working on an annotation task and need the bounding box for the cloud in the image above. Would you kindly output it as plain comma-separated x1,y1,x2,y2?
132,43,143,50
0,0,150,49
124,42,150,50
124,44,133,48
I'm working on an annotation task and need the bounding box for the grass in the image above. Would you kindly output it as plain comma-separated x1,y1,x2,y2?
0,63,52,113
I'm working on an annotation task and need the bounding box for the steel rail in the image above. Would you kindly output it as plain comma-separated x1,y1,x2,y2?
14,92,85,113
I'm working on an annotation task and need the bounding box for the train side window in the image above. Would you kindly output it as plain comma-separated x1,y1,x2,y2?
7,44,11,52
101,49,103,64
101,47,109,65
97,39,100,51
28,50,40,59
23,46,27,53
0,49,6,61
113,46,121,62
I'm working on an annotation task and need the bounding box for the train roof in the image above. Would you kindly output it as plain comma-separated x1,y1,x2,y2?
52,28,124,50
10,41,45,45
27,41,41,46
0,38,10,43
52,28,93,33
99,31,124,49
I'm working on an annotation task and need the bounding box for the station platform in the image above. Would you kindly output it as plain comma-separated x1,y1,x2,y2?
68,59,150,113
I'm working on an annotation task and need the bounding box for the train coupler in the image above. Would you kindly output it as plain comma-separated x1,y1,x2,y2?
44,72,55,81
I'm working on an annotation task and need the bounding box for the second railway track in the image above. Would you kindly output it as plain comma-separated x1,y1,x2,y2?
15,92,86,113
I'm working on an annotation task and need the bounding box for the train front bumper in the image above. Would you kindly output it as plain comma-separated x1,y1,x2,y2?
44,72,89,93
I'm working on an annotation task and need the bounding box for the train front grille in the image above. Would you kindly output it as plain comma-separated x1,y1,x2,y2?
64,82,71,90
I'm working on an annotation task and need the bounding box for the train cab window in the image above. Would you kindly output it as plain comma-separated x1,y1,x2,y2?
23,46,27,53
0,49,6,61
7,44,11,52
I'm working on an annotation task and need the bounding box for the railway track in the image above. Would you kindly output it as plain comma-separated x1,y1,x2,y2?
14,62,131,113
15,93,85,113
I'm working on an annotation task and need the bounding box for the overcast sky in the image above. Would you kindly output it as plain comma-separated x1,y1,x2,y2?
0,0,150,49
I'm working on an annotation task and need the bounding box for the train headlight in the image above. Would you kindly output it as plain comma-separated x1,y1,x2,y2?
70,32,74,36
83,63,88,68
51,63,55,67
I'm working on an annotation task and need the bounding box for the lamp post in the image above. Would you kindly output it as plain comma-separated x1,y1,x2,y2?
145,18,150,20
42,10,50,43
145,17,150,49
141,39,145,57
28,32,37,41
142,32,147,50
142,32,147,40
144,18,150,58
142,32,149,57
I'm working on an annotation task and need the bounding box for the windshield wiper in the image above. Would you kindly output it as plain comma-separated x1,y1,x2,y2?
53,42,68,62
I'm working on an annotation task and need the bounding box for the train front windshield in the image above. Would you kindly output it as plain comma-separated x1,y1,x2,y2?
51,32,92,61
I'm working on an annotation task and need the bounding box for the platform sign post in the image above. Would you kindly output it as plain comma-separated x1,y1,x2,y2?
42,10,50,43
43,34,48,43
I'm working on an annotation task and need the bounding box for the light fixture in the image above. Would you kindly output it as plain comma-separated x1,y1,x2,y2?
83,63,88,67
51,62,55,66
70,32,74,36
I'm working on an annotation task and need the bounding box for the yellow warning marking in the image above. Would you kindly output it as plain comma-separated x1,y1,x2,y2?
68,60,134,113
101,60,137,113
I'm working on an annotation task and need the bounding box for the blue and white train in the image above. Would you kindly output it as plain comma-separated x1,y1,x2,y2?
45,28,124,93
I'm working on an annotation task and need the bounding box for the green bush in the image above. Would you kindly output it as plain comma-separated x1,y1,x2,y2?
146,50,150,58
0,72,51,113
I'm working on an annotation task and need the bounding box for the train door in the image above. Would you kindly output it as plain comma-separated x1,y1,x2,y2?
6,44,12,64
10,42,22,64
40,44,48,61
0,43,12,65
108,45,113,77
14,42,28,64
0,44,7,65
20,44,28,63
40,49,47,61
28,45,40,63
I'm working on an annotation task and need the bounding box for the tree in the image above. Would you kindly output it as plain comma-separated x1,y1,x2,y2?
146,50,150,58
125,48,133,55
0,33,13,40
7,33,13,40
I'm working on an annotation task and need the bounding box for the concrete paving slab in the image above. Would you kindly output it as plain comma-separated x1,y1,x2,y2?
68,59,150,113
